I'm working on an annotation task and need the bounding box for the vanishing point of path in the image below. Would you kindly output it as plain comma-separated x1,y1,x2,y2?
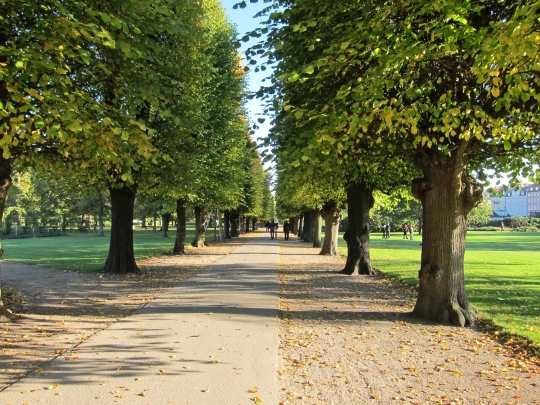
1,233,280,405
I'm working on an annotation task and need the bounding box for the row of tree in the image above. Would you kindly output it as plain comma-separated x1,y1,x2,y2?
0,1,272,319
246,0,540,326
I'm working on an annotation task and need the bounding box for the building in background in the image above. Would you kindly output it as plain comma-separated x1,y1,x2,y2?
488,184,540,219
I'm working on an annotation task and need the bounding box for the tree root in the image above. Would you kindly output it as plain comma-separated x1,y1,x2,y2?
0,307,23,322
437,303,475,327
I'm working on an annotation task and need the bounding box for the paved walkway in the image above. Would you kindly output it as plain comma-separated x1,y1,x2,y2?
1,234,280,405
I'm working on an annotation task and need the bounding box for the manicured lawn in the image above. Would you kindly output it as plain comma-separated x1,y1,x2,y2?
338,231,540,348
1,227,197,273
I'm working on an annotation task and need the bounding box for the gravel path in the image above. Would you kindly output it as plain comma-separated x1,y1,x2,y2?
277,239,540,405
1,231,539,405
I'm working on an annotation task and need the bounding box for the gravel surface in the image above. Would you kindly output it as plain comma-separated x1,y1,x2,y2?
0,240,242,390
277,239,540,405
1,233,539,405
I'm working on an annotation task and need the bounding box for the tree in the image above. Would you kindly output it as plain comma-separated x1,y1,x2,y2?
469,197,493,228
246,0,540,326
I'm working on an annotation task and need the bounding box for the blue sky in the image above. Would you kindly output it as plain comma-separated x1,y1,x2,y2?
223,1,272,147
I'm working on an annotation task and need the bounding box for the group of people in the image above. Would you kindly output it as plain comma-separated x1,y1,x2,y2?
382,222,415,240
402,223,414,240
265,219,291,240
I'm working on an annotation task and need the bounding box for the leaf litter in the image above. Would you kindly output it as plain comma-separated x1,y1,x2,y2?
0,241,241,389
278,239,540,405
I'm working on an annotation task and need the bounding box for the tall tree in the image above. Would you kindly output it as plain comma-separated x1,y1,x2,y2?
247,0,540,325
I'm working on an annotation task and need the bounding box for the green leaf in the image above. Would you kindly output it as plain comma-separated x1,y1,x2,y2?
291,160,300,167
504,141,511,151
103,39,116,48
304,66,315,74
295,111,304,119
301,155,309,161
257,118,266,123
15,61,24,69
68,121,83,133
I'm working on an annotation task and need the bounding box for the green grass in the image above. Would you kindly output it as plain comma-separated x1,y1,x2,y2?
338,231,540,348
2,227,197,273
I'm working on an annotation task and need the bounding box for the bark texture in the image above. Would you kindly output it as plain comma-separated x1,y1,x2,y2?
292,216,299,235
103,185,139,274
320,201,343,256
230,212,240,237
298,214,304,238
303,211,313,242
411,147,482,326
173,198,187,255
313,209,322,248
341,182,375,275
191,206,208,247
161,212,171,238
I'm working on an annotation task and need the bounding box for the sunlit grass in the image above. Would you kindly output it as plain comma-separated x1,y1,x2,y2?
338,231,540,348
2,227,198,273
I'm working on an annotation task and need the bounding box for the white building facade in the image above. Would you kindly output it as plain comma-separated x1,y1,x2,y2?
488,184,540,218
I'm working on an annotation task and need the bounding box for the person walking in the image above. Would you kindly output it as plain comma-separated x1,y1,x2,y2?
409,224,414,240
283,220,290,241
382,224,387,239
385,222,391,239
403,224,409,239
269,219,276,240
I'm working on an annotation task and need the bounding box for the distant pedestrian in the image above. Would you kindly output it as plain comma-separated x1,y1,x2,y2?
382,225,387,239
409,224,414,240
269,219,276,239
385,222,391,239
403,224,409,239
283,220,290,241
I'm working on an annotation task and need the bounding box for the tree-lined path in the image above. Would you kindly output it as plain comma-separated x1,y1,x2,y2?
1,231,540,404
1,234,279,405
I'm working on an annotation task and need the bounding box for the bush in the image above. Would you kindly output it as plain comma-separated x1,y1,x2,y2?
468,226,502,231
512,226,540,233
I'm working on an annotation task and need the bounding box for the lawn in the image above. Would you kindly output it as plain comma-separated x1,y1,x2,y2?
339,231,540,348
1,226,198,273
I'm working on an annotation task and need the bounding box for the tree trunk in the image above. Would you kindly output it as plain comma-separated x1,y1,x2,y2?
142,217,147,228
0,159,20,320
161,212,171,238
224,211,231,239
245,217,250,233
153,214,157,232
103,185,139,274
411,148,482,327
292,216,299,234
252,217,257,232
313,209,322,248
191,206,208,247
298,214,304,238
173,198,187,255
230,212,240,237
320,201,343,255
302,211,312,242
217,209,224,241
97,193,105,237
341,182,375,275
